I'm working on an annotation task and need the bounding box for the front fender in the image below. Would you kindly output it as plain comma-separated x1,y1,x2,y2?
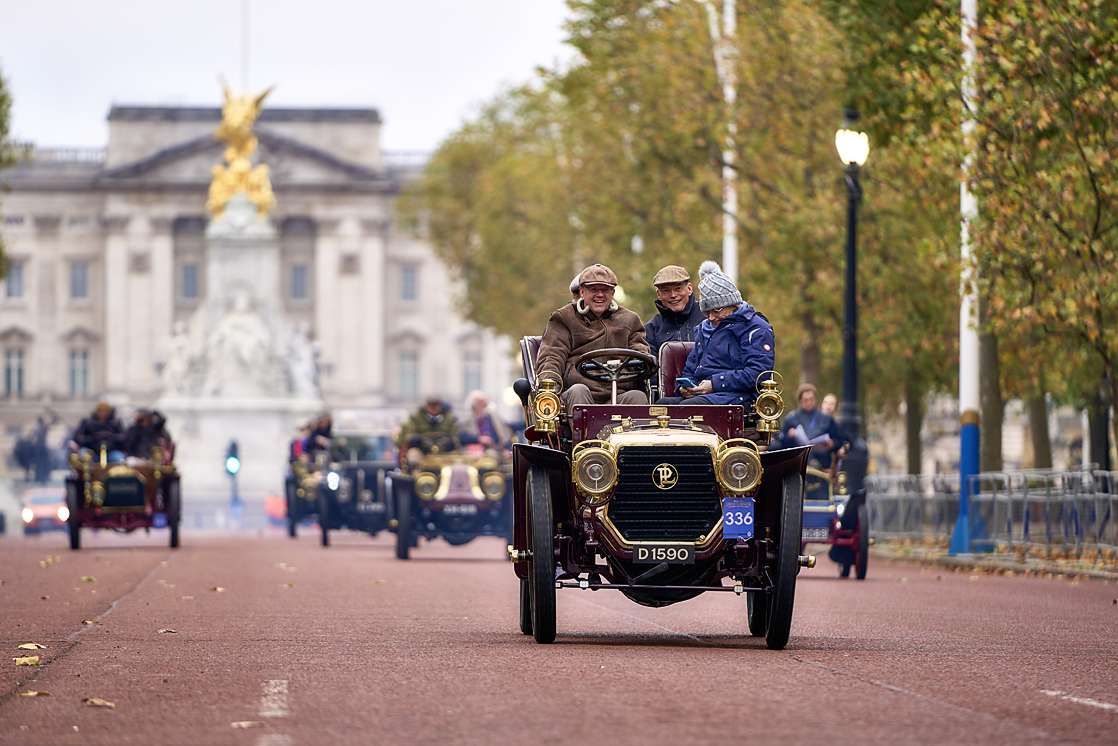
756,445,812,532
512,444,571,579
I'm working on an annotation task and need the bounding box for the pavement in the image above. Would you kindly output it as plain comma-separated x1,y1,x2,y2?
1,527,1116,745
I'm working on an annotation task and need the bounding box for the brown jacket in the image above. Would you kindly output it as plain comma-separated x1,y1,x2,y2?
535,301,650,401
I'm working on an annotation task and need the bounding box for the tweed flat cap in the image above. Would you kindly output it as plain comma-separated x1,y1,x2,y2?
577,263,618,287
652,265,690,286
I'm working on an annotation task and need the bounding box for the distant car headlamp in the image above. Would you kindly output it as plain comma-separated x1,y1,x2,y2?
414,472,439,500
326,471,341,492
572,440,617,505
57,505,70,522
531,379,562,434
835,502,846,518
21,507,34,524
481,471,506,500
716,439,763,495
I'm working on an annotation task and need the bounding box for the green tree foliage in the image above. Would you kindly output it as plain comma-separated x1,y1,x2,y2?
0,68,14,276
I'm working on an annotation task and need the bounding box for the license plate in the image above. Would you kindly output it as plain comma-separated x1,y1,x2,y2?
722,497,755,539
802,527,830,540
442,504,478,516
356,502,385,513
633,545,694,564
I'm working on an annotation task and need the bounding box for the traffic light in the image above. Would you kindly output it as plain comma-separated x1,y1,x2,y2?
224,440,241,476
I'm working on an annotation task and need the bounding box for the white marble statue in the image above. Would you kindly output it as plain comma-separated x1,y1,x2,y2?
287,321,320,400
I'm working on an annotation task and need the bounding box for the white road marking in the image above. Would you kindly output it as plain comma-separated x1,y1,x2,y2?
1040,689,1118,713
256,737,293,746
259,679,289,718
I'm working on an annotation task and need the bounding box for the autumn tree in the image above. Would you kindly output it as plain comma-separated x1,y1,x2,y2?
0,68,14,275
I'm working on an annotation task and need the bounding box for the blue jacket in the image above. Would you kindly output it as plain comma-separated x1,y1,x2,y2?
644,297,706,354
678,302,775,407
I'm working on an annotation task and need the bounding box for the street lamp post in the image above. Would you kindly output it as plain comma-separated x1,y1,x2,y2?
835,112,870,491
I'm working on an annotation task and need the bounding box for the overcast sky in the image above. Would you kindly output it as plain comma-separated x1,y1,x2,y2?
0,0,572,152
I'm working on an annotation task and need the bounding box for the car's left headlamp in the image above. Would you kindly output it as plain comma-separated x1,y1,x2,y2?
572,440,617,505
481,471,506,500
716,439,763,495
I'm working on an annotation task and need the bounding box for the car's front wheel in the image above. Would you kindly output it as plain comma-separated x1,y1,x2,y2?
527,465,556,644
746,592,768,636
765,471,804,650
855,503,869,580
318,492,331,547
519,578,533,635
395,481,412,560
66,481,81,550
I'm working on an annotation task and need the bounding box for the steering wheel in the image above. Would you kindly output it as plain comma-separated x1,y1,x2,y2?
574,348,658,385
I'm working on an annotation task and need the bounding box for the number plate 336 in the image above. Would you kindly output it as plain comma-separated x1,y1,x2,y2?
722,497,755,539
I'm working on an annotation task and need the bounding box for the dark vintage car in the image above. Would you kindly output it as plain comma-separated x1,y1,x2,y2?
65,444,181,550
316,434,396,547
392,443,513,560
802,466,870,579
510,338,812,649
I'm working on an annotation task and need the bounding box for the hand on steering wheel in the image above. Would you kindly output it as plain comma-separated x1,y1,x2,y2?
573,348,658,384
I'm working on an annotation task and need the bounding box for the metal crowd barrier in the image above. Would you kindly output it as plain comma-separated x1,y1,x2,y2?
865,468,1117,562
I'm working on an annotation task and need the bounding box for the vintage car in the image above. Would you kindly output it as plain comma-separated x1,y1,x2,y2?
510,338,812,650
392,441,513,560
316,434,396,547
20,486,70,535
802,467,869,579
65,444,181,550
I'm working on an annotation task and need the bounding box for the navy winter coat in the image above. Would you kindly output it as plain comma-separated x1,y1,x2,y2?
644,297,706,354
677,302,775,407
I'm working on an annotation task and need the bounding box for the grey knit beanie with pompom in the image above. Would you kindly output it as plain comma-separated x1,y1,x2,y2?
697,260,743,312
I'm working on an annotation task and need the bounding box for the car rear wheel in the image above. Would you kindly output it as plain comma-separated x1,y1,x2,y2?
395,481,412,560
67,481,81,550
519,578,533,635
855,503,869,580
318,492,331,547
527,465,556,644
746,592,768,636
167,478,181,549
765,471,803,650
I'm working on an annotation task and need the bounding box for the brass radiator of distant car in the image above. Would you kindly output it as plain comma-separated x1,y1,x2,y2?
605,446,722,543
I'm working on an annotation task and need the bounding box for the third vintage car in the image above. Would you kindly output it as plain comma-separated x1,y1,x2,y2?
315,433,396,547
510,338,812,649
802,467,870,579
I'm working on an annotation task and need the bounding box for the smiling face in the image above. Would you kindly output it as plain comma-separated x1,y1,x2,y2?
579,283,615,315
705,304,736,327
655,281,693,313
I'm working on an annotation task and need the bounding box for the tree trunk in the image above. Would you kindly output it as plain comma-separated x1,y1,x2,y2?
978,327,1003,472
1026,394,1052,469
1087,391,1111,472
904,377,925,475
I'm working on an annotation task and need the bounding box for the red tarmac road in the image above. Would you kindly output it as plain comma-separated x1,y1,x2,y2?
1,530,1116,745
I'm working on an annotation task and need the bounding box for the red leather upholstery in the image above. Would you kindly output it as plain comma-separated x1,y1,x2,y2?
520,336,542,385
658,341,694,396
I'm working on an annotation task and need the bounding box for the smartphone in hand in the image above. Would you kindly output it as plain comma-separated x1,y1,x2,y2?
675,376,697,390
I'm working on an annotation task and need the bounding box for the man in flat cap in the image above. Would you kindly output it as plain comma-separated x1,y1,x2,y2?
536,263,651,412
644,264,705,354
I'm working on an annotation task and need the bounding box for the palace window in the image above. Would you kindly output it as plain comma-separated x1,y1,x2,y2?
4,260,24,299
181,262,200,300
4,348,25,398
399,350,419,400
291,263,309,301
463,349,482,396
70,259,90,299
69,349,90,398
401,265,418,301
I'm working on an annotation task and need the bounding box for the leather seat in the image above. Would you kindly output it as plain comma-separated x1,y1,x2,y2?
658,341,693,396
520,336,542,386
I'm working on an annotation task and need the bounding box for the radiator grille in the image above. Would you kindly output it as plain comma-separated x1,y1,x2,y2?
607,446,721,542
102,476,145,508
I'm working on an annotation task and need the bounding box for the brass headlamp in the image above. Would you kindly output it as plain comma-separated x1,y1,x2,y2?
715,438,763,495
414,471,439,500
530,378,562,434
481,471,506,500
571,440,618,506
753,370,785,434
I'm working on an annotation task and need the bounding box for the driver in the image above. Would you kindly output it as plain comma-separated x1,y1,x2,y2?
535,263,650,412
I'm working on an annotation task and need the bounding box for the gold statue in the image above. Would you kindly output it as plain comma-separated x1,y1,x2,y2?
206,81,276,217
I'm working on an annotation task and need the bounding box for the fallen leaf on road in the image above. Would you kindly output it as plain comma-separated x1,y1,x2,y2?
231,721,263,729
81,575,96,584
82,619,97,625
82,697,116,709
17,690,50,697
181,595,195,601
158,628,178,634
14,656,41,666
17,643,46,650
40,595,49,600
210,586,226,592
282,582,295,588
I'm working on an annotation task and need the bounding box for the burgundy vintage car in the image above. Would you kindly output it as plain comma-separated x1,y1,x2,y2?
65,444,182,550
392,444,513,560
510,338,812,650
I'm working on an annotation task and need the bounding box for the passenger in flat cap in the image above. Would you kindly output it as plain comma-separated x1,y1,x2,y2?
644,264,705,354
535,263,651,413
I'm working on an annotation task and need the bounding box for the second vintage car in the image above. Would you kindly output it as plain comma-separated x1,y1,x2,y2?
510,339,812,649
316,433,396,547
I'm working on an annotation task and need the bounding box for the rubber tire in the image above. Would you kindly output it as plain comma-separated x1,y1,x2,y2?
840,563,852,578
519,578,533,635
318,493,331,547
287,515,297,538
765,472,803,650
527,465,556,644
395,486,412,560
68,519,81,550
167,478,181,549
746,592,769,637
855,503,869,580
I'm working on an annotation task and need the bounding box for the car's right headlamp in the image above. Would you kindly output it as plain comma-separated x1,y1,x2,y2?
753,371,785,433
716,439,763,495
414,472,439,500
572,440,617,506
531,379,562,434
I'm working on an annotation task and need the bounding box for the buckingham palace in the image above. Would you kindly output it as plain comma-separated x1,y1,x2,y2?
0,103,513,452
